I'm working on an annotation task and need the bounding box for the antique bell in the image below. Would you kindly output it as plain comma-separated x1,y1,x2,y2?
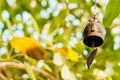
83,16,104,47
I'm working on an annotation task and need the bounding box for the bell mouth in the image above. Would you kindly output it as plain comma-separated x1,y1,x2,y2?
83,36,103,47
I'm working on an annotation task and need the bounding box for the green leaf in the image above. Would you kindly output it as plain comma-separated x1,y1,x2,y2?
6,20,13,34
54,34,68,45
102,28,114,50
74,41,85,54
103,0,120,27
48,10,68,34
43,64,52,72
30,14,40,33
24,62,36,80
69,0,80,3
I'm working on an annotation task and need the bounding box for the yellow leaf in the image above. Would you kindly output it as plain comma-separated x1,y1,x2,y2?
9,37,46,60
68,49,78,62
54,47,68,56
54,47,78,62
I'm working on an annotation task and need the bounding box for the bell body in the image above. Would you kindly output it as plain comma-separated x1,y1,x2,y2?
83,17,104,47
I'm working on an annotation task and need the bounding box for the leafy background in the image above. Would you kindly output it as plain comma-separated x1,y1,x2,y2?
0,0,120,80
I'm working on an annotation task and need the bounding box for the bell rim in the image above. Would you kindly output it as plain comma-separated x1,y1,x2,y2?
83,35,104,47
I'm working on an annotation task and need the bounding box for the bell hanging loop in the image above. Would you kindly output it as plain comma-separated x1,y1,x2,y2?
83,16,104,47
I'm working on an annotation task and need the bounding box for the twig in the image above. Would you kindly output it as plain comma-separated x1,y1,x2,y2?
0,73,7,80
1,68,10,79
0,62,56,80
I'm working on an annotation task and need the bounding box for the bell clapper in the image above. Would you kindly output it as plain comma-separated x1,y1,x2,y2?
87,40,99,69
91,41,95,49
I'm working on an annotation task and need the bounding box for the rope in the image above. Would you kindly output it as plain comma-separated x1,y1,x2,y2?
94,0,97,16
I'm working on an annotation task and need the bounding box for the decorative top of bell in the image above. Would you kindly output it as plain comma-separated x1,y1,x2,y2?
83,15,104,47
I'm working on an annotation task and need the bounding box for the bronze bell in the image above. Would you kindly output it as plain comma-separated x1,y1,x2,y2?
83,16,104,47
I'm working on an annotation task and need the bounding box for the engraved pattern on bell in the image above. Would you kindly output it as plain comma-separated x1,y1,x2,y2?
83,16,104,47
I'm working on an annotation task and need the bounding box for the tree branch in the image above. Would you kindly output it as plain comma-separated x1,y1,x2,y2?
0,62,56,80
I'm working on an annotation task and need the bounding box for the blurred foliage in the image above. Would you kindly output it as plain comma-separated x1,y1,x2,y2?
103,0,120,27
0,0,120,80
